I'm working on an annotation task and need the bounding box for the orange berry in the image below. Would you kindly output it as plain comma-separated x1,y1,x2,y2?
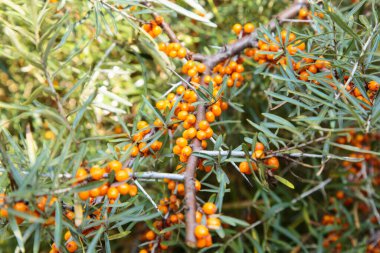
207,217,221,230
205,111,215,122
186,114,196,124
205,127,213,139
232,23,242,35
188,68,197,77
168,50,177,58
177,183,185,195
90,166,104,180
129,185,138,196
186,127,197,139
75,168,88,181
239,161,251,174
178,110,189,121
117,183,130,195
243,23,255,33
195,225,209,239
158,42,166,51
198,120,209,131
89,187,100,198
142,23,151,32
210,105,222,116
78,191,90,201
266,157,280,170
368,81,379,91
299,71,309,81
66,241,78,253
201,140,208,149
107,187,119,200
197,63,207,73
181,146,193,156
220,101,228,111
108,160,122,172
152,26,162,36
155,16,164,25
308,65,318,74
192,180,201,193
203,202,217,215
255,142,265,151
197,130,207,140
64,230,71,241
178,48,187,58
176,137,188,148
299,7,309,19
115,170,129,182
145,230,156,241
14,202,28,212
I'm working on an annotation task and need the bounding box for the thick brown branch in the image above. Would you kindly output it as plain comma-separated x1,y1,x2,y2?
183,0,308,247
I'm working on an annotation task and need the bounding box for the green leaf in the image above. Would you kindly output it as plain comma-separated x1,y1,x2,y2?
274,175,295,189
54,201,63,249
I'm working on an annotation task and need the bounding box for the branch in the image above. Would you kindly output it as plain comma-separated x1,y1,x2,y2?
192,0,309,68
196,150,362,162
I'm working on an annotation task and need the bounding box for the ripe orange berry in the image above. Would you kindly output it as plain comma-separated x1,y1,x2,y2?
266,157,280,170
115,170,129,182
176,137,188,148
75,168,88,181
195,225,209,239
64,230,71,241
198,120,209,131
201,140,208,149
129,185,138,196
90,166,104,180
299,7,309,19
152,26,162,36
205,111,215,123
197,63,206,73
299,71,309,81
66,241,78,253
177,183,185,195
232,23,242,35
89,187,100,198
78,191,90,201
205,127,213,139
210,104,222,116
368,81,379,91
186,127,197,139
239,161,251,174
107,187,119,200
186,114,196,124
181,146,193,156
145,230,156,241
195,180,201,191
158,42,166,51
142,23,151,32
196,211,203,223
117,183,130,195
203,202,217,215
255,142,265,151
244,23,255,33
108,160,122,172
14,202,28,212
207,217,221,230
178,110,189,121
197,130,207,140
308,65,318,74
188,68,197,77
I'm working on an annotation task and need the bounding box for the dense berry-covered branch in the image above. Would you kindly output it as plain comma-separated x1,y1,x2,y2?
183,0,309,247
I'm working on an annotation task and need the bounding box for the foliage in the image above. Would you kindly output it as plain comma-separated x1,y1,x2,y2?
0,0,379,252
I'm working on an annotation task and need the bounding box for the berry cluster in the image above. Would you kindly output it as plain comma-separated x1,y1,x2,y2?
158,42,187,59
239,142,280,174
142,16,164,38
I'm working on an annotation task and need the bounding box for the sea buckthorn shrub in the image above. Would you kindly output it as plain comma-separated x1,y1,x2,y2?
0,0,379,252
